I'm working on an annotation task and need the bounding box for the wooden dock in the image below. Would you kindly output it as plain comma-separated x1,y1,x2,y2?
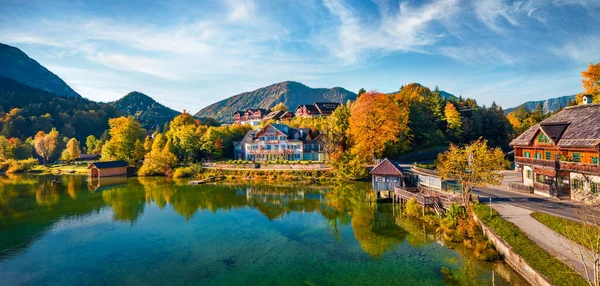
393,187,449,217
189,176,224,185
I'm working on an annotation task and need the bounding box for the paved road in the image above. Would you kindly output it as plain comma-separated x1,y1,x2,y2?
474,170,600,222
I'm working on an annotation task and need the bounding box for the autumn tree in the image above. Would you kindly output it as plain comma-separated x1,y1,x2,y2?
138,138,178,176
436,139,509,206
0,136,10,161
101,117,145,163
61,138,81,163
348,92,409,162
582,63,600,95
272,103,289,112
444,102,462,130
34,128,59,164
166,112,202,162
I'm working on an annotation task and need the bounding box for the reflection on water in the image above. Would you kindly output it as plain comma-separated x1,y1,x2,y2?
0,175,528,285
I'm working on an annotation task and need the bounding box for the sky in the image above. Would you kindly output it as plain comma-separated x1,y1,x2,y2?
1,0,599,112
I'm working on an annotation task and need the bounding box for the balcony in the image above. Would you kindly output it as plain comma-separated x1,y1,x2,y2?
559,161,600,174
515,157,600,175
247,149,296,155
515,157,558,169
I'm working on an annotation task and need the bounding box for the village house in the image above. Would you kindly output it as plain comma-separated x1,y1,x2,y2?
233,123,325,161
370,158,417,194
233,108,270,126
263,110,295,121
510,95,600,203
295,102,341,118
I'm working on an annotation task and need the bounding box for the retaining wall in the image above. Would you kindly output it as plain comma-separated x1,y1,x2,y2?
473,213,552,286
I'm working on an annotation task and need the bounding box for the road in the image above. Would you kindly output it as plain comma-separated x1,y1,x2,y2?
474,170,600,222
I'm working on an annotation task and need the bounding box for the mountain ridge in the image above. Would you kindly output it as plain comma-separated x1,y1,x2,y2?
0,43,81,98
110,91,180,127
194,81,357,123
504,95,576,114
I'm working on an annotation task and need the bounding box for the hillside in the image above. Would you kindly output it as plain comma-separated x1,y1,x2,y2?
0,76,118,141
0,43,81,98
504,95,576,114
111,91,180,127
194,81,357,123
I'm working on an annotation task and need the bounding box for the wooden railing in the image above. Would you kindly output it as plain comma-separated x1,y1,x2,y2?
394,188,434,206
514,157,558,169
559,161,600,174
508,182,533,193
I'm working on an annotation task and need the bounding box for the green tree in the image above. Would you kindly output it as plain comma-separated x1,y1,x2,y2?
0,136,10,161
101,117,146,163
436,139,509,206
85,135,103,154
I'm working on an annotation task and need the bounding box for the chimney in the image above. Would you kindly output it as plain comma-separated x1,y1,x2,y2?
583,94,593,105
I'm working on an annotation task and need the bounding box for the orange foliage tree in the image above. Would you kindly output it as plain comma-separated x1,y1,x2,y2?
348,92,410,162
582,63,600,95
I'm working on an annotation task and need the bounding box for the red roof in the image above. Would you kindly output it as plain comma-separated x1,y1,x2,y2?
370,158,404,176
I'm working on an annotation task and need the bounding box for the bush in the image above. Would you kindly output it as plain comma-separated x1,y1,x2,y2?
173,167,194,178
473,203,587,285
404,198,422,218
5,158,38,173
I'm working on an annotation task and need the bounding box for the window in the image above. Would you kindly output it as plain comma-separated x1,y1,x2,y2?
536,174,544,183
592,182,600,194
593,157,599,165
545,151,552,160
572,153,581,163
534,153,542,159
572,179,583,190
526,170,532,179
524,152,531,158
538,133,550,143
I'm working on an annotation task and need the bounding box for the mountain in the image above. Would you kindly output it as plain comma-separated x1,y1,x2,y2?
194,81,357,123
0,76,118,141
0,43,81,98
504,95,576,114
111,91,180,127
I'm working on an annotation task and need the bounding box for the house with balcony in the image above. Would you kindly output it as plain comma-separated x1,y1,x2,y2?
295,102,341,118
510,95,600,203
235,123,325,161
233,108,270,126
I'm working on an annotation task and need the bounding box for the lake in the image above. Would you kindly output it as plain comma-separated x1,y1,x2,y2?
0,175,528,285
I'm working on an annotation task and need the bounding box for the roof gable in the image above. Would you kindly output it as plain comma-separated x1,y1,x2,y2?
370,158,404,176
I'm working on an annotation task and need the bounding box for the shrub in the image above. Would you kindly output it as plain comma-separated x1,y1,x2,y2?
404,198,422,218
173,167,194,178
6,158,38,173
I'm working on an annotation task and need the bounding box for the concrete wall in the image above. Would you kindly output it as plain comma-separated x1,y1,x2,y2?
418,174,442,190
473,214,552,286
570,172,600,205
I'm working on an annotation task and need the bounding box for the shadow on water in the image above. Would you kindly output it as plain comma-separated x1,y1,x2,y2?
0,174,529,285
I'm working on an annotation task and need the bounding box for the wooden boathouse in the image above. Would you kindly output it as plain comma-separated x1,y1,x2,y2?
370,158,417,197
88,160,128,178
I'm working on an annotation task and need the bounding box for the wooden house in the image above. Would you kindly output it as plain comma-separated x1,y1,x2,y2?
88,160,129,178
370,158,416,195
511,100,600,202
295,102,341,118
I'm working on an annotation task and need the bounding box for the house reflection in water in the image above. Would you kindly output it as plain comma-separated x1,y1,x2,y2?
88,176,128,193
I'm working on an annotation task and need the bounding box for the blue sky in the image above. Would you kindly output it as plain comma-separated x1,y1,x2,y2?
1,0,599,112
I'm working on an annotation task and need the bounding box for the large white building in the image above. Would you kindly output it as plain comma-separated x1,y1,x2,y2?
234,124,325,161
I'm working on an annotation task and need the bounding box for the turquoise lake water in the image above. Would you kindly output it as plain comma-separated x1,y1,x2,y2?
0,175,528,285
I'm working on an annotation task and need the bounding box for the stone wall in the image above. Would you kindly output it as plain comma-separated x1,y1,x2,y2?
570,173,600,205
473,214,552,286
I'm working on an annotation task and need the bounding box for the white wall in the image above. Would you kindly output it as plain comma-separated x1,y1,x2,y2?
570,172,600,204
523,166,533,186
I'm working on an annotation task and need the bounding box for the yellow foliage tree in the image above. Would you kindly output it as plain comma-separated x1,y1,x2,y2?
436,139,509,206
60,138,81,163
101,117,145,163
348,92,409,162
271,103,288,112
444,102,462,130
34,128,59,164
138,139,178,176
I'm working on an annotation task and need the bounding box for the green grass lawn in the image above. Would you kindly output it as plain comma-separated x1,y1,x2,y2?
31,162,91,174
531,212,599,252
473,203,588,286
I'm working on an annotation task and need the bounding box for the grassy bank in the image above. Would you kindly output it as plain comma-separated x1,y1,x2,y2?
473,203,587,286
30,162,90,174
187,166,341,183
531,212,598,252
